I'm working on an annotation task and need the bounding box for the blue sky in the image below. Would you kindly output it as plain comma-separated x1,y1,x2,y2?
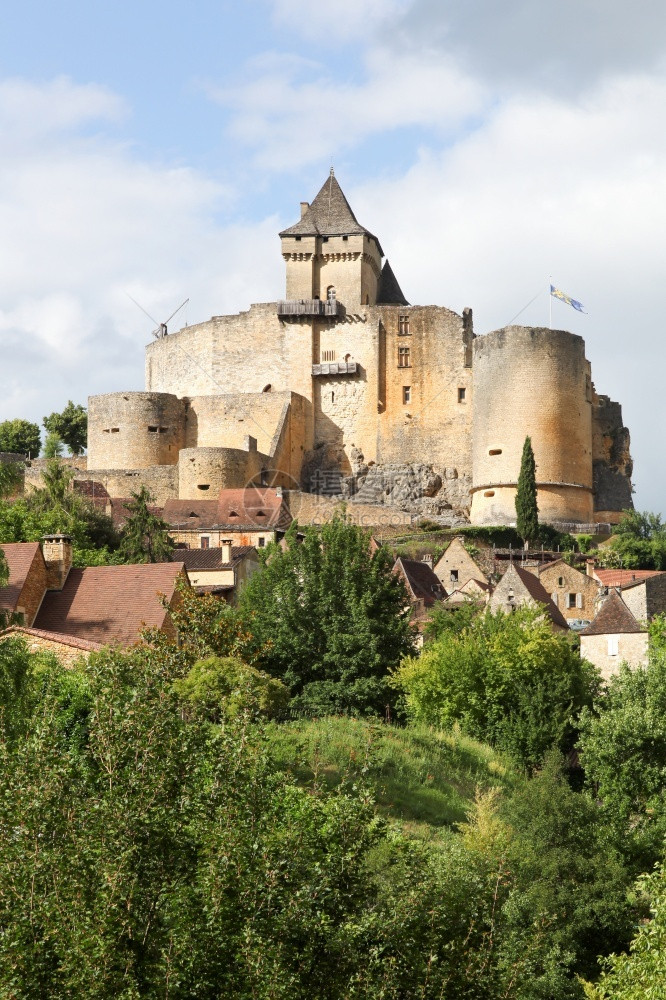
2,0,666,511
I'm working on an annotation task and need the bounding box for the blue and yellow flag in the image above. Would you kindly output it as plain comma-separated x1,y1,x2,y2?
550,285,586,313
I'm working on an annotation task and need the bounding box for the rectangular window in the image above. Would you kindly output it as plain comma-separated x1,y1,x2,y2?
450,570,459,583
322,349,336,362
567,593,577,608
398,345,411,368
258,537,266,547
200,536,210,549
398,315,410,335
402,386,411,405
458,387,466,402
608,636,619,656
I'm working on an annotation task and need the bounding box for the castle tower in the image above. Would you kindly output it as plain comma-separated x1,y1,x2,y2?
279,169,383,310
470,326,595,527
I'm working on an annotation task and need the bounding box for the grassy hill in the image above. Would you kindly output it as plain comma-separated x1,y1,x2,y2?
267,716,524,840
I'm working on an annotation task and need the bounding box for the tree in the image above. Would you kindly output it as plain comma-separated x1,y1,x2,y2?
42,401,87,456
239,516,416,717
0,459,22,499
515,435,539,542
578,623,666,870
604,509,666,570
173,655,289,721
42,432,64,459
0,418,41,457
394,604,598,770
118,486,174,563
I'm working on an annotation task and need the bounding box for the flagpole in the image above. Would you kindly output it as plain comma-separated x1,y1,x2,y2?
548,276,552,329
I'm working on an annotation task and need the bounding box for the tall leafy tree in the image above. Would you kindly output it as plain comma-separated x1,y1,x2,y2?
118,486,174,563
43,401,87,456
239,516,416,716
515,435,539,543
0,418,41,457
602,509,666,570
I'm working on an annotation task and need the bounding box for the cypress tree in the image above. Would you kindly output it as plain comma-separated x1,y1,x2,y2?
516,436,539,542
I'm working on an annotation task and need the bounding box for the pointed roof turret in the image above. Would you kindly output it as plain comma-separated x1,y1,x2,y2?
377,259,409,306
280,169,383,253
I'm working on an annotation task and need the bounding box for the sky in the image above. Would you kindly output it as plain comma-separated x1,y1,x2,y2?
1,0,665,511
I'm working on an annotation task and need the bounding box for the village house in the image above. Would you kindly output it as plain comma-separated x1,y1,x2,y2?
433,537,489,591
0,626,102,666
164,487,292,549
178,545,260,602
0,535,188,651
528,558,600,625
393,556,446,639
489,562,569,630
580,590,648,679
444,576,491,607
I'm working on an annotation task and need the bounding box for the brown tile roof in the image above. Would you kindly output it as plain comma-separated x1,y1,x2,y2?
511,563,569,629
581,591,646,636
109,498,165,529
595,568,664,589
394,557,446,607
279,172,383,253
73,480,111,504
179,546,256,571
376,259,409,306
216,488,291,531
161,499,220,531
33,562,186,646
0,542,42,613
0,625,103,651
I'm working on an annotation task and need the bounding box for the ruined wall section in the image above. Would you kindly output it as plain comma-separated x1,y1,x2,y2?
74,466,179,505
591,391,633,521
471,326,594,527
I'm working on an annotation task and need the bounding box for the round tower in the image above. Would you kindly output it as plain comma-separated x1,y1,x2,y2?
470,326,594,527
87,392,186,470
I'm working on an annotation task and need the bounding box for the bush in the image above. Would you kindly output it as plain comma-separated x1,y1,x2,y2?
173,655,290,721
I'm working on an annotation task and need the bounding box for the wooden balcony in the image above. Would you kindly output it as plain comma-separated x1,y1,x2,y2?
277,298,342,319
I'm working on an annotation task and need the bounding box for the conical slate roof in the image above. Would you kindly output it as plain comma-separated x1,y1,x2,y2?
581,590,645,636
280,171,383,253
377,259,409,305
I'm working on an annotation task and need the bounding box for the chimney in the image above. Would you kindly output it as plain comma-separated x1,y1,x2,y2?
275,486,283,498
300,201,309,219
42,534,73,590
221,540,232,564
586,559,595,577
422,554,433,570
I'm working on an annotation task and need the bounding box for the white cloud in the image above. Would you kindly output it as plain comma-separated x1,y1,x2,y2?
267,0,412,40
208,44,486,169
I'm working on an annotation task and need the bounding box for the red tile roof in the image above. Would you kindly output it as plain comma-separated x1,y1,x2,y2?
394,557,446,607
162,500,220,531
109,498,165,529
33,562,186,646
0,625,103,651
179,546,256,571
73,480,111,504
0,542,42,613
581,591,646,636
216,487,291,530
594,568,664,589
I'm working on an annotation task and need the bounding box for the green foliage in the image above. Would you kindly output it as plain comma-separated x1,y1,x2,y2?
43,399,88,456
0,417,41,457
605,509,666,569
583,860,666,999
239,516,416,717
423,598,481,642
42,430,64,458
117,485,174,563
173,655,290,721
394,604,598,770
0,458,22,499
516,435,540,542
578,637,666,870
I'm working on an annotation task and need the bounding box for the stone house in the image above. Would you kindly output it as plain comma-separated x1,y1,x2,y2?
393,556,446,638
433,537,489,590
0,626,102,666
580,591,648,680
444,576,491,606
164,487,292,550
1,535,189,649
178,545,260,602
619,573,666,622
489,562,569,630
529,558,600,625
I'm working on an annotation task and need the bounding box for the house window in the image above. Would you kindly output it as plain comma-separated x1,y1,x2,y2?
567,593,578,608
398,346,411,368
200,536,210,549
608,636,619,656
458,387,466,402
258,537,265,547
558,576,564,586
398,315,410,335
402,386,411,405
327,286,336,301
450,570,459,583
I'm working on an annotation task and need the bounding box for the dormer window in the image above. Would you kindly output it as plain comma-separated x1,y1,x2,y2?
229,510,238,518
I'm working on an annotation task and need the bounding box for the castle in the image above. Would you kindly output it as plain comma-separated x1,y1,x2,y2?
85,170,633,527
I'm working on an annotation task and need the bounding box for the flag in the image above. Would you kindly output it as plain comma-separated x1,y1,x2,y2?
550,285,586,313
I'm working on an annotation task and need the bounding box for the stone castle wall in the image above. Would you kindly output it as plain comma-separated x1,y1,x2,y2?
471,326,594,526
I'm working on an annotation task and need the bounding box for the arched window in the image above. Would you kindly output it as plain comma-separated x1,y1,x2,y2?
327,285,336,302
